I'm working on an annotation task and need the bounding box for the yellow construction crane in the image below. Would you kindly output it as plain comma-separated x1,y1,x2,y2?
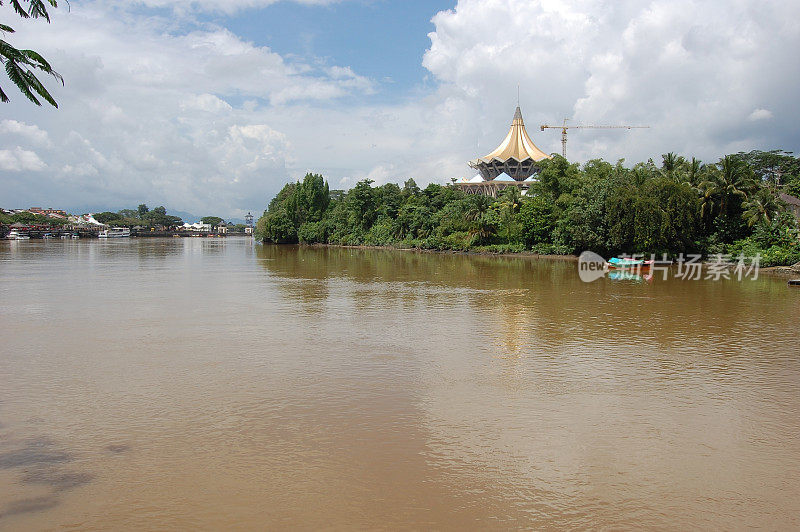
539,118,649,158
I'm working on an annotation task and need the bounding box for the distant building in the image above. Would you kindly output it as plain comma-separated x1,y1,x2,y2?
454,106,551,197
29,207,67,217
779,193,800,222
69,214,105,226
218,222,228,234
182,222,211,232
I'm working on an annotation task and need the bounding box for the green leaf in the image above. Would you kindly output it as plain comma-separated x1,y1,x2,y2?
5,60,41,105
10,0,29,18
24,68,57,107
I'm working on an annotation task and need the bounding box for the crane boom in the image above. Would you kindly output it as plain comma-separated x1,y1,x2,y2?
539,118,649,158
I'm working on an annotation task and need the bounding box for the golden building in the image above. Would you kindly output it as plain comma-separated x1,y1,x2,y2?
456,106,551,197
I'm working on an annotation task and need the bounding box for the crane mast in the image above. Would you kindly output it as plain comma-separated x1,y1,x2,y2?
539,118,649,158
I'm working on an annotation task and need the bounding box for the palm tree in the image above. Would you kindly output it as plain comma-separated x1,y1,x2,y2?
742,189,782,227
661,152,685,181
468,213,498,244
464,195,490,223
685,157,703,187
0,0,63,107
700,156,756,216
697,179,719,223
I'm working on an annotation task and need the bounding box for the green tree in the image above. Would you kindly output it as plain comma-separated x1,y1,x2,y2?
402,178,420,197
702,155,756,215
287,173,329,226
0,0,63,106
137,204,149,218
257,208,296,243
201,216,224,227
376,182,403,218
11,210,36,222
253,155,799,265
732,149,800,187
94,211,123,224
469,208,500,245
346,179,377,231
684,157,704,187
518,195,556,246
661,152,684,181
742,189,783,228
143,206,181,227
298,221,325,244
395,202,432,240
534,155,581,201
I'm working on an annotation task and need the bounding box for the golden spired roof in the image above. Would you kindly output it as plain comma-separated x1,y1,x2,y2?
477,106,550,163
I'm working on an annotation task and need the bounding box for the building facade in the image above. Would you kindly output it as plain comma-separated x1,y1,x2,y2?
455,107,551,197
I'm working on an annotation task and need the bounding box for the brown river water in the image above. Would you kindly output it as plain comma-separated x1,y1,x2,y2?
1,237,799,530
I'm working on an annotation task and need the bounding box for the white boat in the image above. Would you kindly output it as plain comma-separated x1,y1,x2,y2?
98,227,131,238
6,229,30,240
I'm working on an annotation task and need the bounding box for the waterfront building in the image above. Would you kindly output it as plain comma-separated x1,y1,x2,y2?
455,106,551,197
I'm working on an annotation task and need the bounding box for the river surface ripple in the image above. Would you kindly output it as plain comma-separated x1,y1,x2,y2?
1,237,799,530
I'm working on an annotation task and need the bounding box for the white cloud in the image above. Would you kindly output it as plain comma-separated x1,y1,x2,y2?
0,120,51,145
181,93,233,113
1,2,373,216
423,0,800,163
1,0,799,217
0,147,47,171
748,108,773,121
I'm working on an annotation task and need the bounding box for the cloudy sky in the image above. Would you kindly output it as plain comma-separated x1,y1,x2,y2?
2,0,798,219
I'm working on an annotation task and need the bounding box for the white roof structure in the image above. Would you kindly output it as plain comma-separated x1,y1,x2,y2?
467,106,551,182
70,214,105,226
476,107,549,164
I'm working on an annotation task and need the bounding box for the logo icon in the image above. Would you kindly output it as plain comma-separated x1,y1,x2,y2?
578,250,607,283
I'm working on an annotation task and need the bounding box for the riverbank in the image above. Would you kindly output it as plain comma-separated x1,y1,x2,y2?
308,242,578,261
257,163,800,270
1,226,254,239
289,242,800,278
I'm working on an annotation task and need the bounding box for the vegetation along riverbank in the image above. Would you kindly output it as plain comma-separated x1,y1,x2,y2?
256,151,800,267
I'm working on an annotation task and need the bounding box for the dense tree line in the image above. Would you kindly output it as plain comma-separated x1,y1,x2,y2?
93,204,182,228
256,151,800,266
0,210,67,226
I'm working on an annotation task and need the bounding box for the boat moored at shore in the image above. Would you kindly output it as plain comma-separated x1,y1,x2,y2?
607,257,654,270
99,227,131,238
6,229,30,240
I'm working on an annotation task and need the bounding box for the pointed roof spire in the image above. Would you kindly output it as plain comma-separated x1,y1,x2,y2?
477,106,549,163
